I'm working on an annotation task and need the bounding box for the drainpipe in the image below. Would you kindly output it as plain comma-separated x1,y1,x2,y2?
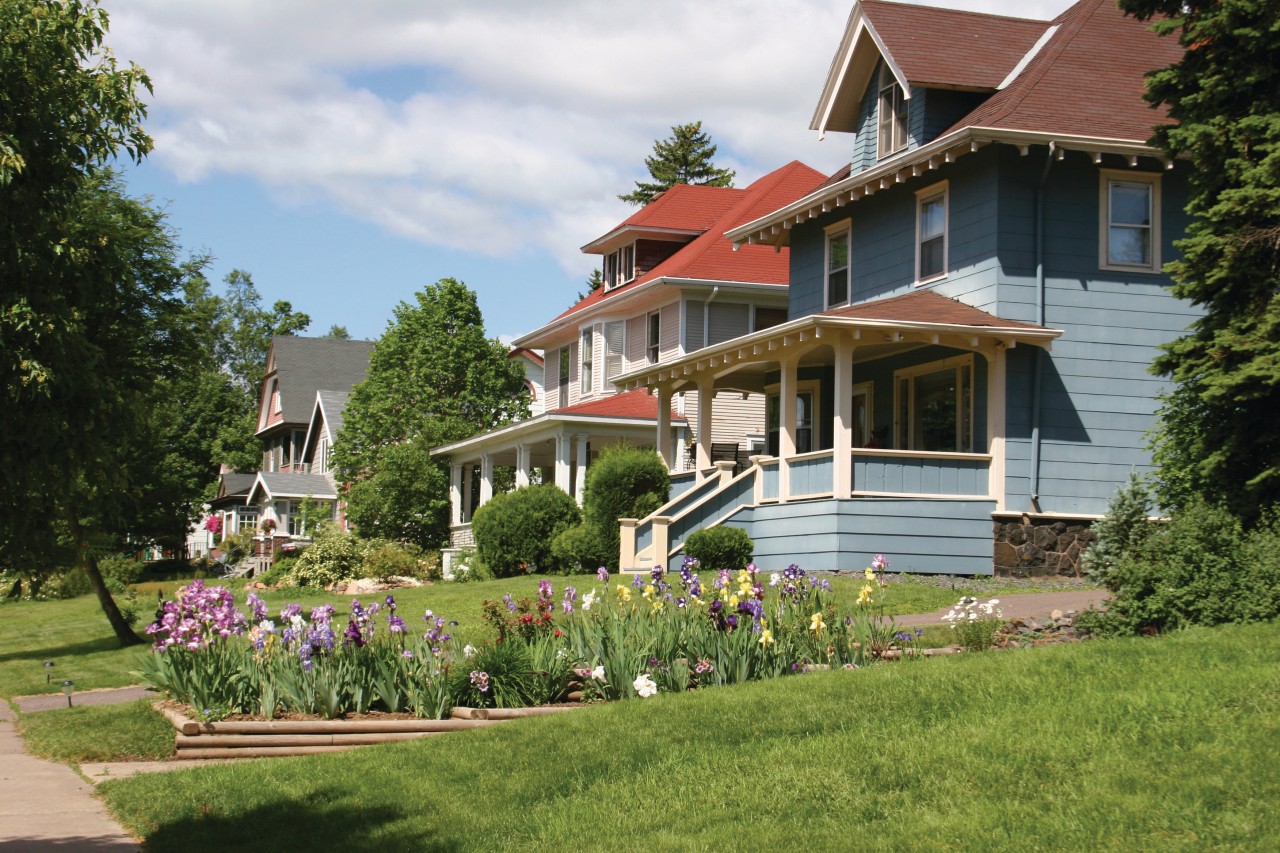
1030,142,1054,512
701,285,721,350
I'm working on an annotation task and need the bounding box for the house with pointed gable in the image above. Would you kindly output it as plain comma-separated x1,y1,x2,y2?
430,161,827,553
615,0,1195,576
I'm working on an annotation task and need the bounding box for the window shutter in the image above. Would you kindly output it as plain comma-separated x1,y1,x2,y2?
605,322,625,382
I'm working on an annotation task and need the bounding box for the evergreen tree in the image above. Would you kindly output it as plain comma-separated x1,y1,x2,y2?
1080,470,1154,587
324,324,352,340
1120,0,1280,522
618,121,735,206
334,278,529,549
576,268,603,303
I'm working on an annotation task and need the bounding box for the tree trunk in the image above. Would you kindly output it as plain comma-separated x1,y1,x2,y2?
67,511,146,647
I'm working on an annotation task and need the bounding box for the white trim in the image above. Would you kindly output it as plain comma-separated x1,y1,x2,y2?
876,62,909,159
893,353,975,453
824,218,852,308
1099,169,1162,273
580,326,595,395
851,448,991,462
915,180,949,285
998,25,1059,90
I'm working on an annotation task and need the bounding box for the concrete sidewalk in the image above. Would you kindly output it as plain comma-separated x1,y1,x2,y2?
0,702,139,851
895,588,1109,628
13,685,153,714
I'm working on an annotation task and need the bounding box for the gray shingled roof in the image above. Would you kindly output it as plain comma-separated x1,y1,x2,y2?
249,472,338,503
270,336,374,425
210,472,256,508
317,390,351,440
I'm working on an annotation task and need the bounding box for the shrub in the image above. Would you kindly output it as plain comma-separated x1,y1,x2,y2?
1081,471,1153,585
255,556,298,587
582,445,670,570
549,524,611,575
289,525,368,587
683,526,754,571
472,484,580,577
100,556,144,587
1099,501,1280,635
362,541,422,582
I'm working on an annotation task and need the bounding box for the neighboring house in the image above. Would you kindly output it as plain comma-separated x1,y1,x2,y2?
212,336,374,560
509,348,546,417
431,161,828,555
615,0,1194,575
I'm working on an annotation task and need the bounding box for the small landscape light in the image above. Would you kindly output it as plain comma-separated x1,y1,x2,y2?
44,661,55,685
61,680,74,708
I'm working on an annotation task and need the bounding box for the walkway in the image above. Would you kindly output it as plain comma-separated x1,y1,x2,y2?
0,587,1108,849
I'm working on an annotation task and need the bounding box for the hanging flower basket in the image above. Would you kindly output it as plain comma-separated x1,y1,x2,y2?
260,519,277,534
204,515,223,534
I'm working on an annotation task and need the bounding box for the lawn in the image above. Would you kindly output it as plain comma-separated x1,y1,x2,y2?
96,619,1280,851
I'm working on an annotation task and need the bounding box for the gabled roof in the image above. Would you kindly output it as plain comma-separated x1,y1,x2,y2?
301,390,350,462
210,472,255,509
247,472,338,505
508,347,544,367
260,337,374,429
581,184,742,254
538,161,827,331
549,388,686,422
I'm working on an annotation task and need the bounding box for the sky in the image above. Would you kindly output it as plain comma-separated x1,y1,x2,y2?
106,0,1068,344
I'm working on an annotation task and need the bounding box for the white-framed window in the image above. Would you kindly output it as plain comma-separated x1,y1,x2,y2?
647,312,660,364
604,321,625,382
235,508,258,535
894,354,973,453
852,381,874,447
916,181,948,284
765,380,821,457
580,327,594,394
603,243,637,290
825,220,851,308
270,379,281,414
876,63,909,159
1100,170,1161,272
558,347,570,409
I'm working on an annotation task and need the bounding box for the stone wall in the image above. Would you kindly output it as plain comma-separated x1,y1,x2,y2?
992,515,1098,578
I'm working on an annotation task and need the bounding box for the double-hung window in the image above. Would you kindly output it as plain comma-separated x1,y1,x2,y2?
646,312,660,364
604,321,625,384
825,220,851,307
580,328,594,394
603,243,636,290
916,181,948,283
876,64,909,158
558,347,570,408
1100,170,1160,272
894,355,973,453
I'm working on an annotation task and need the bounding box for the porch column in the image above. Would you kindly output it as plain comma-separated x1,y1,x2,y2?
778,354,799,503
656,386,673,470
832,334,854,500
695,376,714,477
450,463,463,526
554,433,572,494
462,464,474,522
574,434,589,504
515,444,531,488
479,454,494,506
988,343,1008,511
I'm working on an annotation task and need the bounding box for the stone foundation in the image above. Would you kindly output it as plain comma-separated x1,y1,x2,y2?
992,515,1098,578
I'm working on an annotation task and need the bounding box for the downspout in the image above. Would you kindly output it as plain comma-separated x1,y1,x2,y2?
1030,142,1054,512
701,285,721,349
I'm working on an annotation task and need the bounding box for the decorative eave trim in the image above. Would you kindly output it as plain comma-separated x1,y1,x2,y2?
429,410,687,458
810,4,910,139
725,127,1173,248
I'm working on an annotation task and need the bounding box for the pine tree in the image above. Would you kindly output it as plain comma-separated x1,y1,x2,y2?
618,121,736,206
1119,0,1280,522
1080,470,1153,588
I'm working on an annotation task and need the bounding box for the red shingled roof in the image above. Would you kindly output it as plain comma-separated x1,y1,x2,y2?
821,289,1047,330
550,388,686,422
861,0,1047,90
945,0,1182,140
550,161,827,323
604,183,742,235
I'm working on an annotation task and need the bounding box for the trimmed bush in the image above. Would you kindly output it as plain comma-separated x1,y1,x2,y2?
100,556,144,587
1097,501,1280,635
362,541,422,581
683,526,754,571
289,525,368,587
472,484,580,577
549,523,611,575
582,445,669,570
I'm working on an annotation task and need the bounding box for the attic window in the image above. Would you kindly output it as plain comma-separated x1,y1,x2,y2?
604,243,636,290
270,379,281,414
876,64,909,159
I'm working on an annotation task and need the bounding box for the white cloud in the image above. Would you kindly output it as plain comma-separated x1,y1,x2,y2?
108,0,1070,273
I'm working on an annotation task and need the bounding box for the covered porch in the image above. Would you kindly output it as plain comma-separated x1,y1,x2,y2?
615,290,1061,572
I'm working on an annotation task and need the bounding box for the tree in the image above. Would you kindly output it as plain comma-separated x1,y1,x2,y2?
618,121,736,206
334,279,529,550
575,268,603,303
324,324,352,340
1,0,168,645
1119,0,1280,522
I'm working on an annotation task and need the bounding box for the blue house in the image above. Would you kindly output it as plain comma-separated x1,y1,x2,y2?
615,0,1195,576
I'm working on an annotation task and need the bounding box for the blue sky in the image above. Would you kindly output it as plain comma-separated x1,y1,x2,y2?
107,0,1066,343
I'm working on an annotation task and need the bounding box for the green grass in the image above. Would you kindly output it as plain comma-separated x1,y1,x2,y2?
97,620,1280,851
18,700,174,763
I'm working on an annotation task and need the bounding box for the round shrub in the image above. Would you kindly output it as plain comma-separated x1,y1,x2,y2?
471,484,580,577
99,556,144,587
682,526,754,571
289,525,368,587
549,523,611,575
582,445,670,570
362,541,422,582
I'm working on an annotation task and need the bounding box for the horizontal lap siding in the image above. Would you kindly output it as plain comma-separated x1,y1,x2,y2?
710,392,765,446
996,148,1196,515
725,498,995,574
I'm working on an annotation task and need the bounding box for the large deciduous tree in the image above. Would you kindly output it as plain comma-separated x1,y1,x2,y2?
618,121,736,206
1119,0,1280,522
334,279,529,549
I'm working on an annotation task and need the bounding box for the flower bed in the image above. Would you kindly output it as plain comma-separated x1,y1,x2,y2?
136,557,943,733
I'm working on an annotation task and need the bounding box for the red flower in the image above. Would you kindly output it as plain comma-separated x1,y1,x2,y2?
554,629,562,638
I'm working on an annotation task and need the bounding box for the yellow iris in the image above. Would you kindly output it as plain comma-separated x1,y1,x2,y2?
728,594,739,607
858,584,874,605
643,584,655,598
759,629,774,647
865,568,876,581
810,612,825,633
617,584,632,602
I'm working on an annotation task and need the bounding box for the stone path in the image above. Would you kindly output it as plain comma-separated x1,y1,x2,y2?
0,587,1110,848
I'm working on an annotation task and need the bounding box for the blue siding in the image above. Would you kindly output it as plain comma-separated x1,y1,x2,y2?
855,454,988,495
725,498,995,574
